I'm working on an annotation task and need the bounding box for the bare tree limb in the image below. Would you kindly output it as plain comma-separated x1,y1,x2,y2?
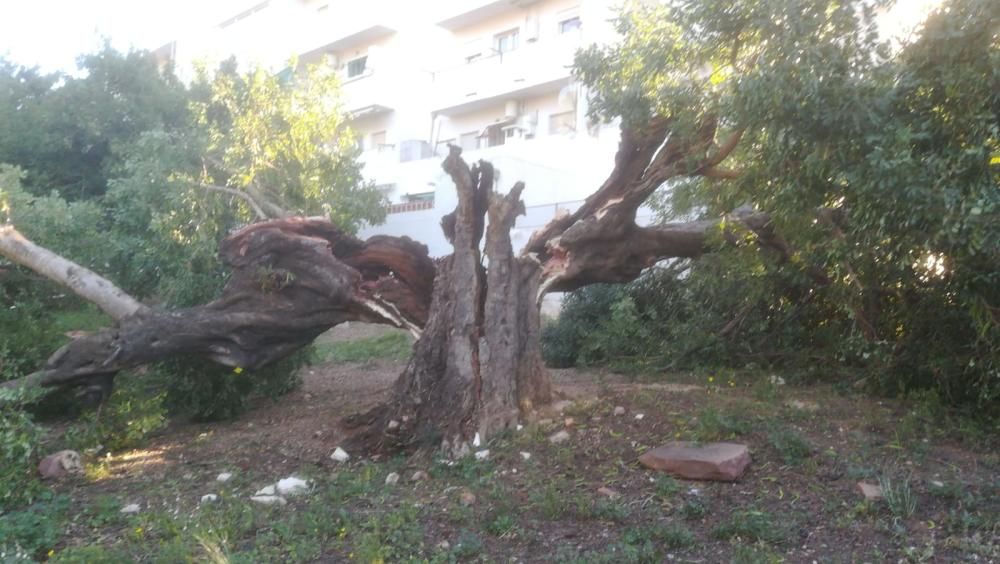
195,182,269,220
0,225,147,320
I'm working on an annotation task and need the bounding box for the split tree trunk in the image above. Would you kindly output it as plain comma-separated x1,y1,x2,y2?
346,149,550,455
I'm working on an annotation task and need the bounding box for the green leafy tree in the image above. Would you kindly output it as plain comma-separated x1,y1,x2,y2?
560,0,999,411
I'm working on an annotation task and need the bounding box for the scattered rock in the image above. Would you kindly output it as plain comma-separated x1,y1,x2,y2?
276,477,310,496
459,490,476,506
634,413,645,420
313,430,323,438
552,400,573,413
216,472,233,483
254,485,277,497
200,494,219,504
38,450,83,480
520,452,532,461
596,487,621,499
120,503,141,514
330,447,350,463
930,480,944,488
769,374,786,386
436,540,451,550
857,482,883,500
786,399,819,412
548,430,571,444
591,416,603,423
474,449,490,461
638,442,751,482
250,495,287,506
564,417,576,427
613,406,626,416
411,470,429,482
387,419,400,431
385,472,400,486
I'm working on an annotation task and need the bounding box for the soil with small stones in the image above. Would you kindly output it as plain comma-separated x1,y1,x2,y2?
42,325,1000,562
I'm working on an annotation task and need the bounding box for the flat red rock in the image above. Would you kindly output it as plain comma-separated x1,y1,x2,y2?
638,442,750,482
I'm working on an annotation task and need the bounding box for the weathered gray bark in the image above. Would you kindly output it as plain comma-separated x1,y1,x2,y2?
2,219,435,392
345,149,551,455
0,225,147,320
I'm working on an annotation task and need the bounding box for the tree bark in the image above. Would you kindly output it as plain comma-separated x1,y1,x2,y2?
2,219,435,392
0,225,147,320
344,149,551,455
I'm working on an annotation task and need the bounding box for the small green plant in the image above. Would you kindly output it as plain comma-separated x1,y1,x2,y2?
767,427,812,465
0,494,71,559
655,475,682,498
654,523,695,548
693,407,750,441
712,509,785,545
530,481,567,519
0,386,46,508
485,511,519,538
680,497,708,520
354,504,424,562
879,475,917,519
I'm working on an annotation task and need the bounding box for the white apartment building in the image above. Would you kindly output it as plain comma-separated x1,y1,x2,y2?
162,0,647,259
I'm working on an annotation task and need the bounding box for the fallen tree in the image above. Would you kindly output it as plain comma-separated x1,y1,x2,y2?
2,114,783,455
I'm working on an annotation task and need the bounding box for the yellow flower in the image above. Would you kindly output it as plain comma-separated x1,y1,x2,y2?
708,376,714,383
233,366,244,374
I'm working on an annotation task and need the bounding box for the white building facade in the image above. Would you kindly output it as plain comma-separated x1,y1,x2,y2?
163,0,643,258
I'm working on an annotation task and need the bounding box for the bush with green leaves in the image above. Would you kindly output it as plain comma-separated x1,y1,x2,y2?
0,387,46,510
548,0,1000,415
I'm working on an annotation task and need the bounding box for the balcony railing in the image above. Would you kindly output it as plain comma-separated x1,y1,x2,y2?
432,36,579,113
387,200,434,214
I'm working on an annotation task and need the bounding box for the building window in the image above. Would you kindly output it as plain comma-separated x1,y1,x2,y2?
494,28,519,54
559,16,582,34
459,132,479,151
486,125,506,147
346,56,368,78
549,111,576,134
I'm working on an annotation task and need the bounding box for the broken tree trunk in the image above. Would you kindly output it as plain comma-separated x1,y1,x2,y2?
2,219,436,392
345,149,551,455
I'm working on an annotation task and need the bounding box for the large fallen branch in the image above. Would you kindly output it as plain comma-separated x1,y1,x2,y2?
0,225,147,320
2,219,435,392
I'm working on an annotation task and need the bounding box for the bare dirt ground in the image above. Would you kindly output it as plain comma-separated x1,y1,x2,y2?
38,325,1000,562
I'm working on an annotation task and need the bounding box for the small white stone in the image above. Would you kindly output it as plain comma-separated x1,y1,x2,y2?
120,503,141,514
520,451,532,461
331,447,350,463
549,430,571,444
437,540,451,550
216,472,233,483
410,470,429,482
200,494,219,503
516,424,524,431
634,413,645,420
387,419,400,431
385,472,400,485
276,477,310,496
930,480,944,488
474,449,490,461
473,432,481,447
254,485,276,497
613,406,626,416
250,495,287,506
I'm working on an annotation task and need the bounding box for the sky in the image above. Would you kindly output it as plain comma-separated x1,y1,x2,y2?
0,0,945,75
0,0,254,73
